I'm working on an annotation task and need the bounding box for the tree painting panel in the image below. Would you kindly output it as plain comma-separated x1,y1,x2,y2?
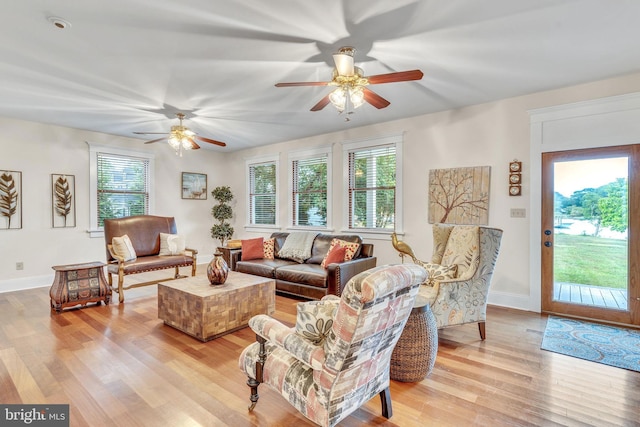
52,174,76,228
428,166,490,225
0,170,22,230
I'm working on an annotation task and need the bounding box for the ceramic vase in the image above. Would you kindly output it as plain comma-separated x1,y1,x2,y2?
207,252,229,285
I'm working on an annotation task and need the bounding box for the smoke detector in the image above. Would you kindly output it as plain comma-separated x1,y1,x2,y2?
47,16,71,29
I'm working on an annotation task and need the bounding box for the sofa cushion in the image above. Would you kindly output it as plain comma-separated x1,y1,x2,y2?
242,237,264,260
159,233,185,255
275,264,327,288
112,235,137,261
263,238,275,260
106,254,193,275
236,258,297,279
306,234,362,264
321,245,347,269
320,238,360,268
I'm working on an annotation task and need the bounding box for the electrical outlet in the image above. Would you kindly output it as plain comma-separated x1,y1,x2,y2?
16,262,24,270
510,208,526,218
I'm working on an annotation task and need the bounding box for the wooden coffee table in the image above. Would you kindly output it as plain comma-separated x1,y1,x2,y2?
157,271,275,341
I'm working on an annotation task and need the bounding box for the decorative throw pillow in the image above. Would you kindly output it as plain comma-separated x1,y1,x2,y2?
112,235,137,261
423,262,458,286
263,238,275,260
295,299,340,345
321,245,347,270
242,237,264,261
320,238,360,268
159,233,186,255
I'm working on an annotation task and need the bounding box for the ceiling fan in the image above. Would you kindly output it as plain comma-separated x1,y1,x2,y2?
275,46,423,114
134,113,226,156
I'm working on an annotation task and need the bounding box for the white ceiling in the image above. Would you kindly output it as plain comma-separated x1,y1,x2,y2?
3,0,640,152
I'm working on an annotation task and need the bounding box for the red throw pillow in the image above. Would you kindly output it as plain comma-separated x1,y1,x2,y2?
241,237,264,260
323,245,347,269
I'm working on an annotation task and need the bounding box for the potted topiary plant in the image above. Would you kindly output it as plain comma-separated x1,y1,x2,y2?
210,186,234,247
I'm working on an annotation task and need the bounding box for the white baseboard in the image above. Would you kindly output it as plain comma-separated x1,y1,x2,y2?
0,274,54,293
488,290,539,313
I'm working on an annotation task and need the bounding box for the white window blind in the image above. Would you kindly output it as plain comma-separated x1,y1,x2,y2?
348,144,396,230
292,156,328,227
249,162,277,225
97,152,150,227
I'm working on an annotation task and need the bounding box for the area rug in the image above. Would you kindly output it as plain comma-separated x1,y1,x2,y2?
541,316,640,372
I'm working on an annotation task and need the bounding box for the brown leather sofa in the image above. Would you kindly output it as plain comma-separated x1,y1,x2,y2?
233,232,376,300
104,215,197,303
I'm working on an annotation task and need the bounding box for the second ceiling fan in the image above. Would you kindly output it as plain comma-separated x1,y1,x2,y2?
134,113,226,156
276,46,423,113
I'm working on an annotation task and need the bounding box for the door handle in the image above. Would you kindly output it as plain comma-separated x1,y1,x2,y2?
544,241,552,247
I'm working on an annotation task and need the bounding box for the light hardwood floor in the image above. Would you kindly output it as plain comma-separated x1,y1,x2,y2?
1,267,639,426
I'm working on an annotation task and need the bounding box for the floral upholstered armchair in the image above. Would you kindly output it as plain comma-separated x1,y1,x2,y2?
392,224,503,340
238,263,427,427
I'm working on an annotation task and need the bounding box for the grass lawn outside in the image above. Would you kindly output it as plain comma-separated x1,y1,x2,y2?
554,233,628,289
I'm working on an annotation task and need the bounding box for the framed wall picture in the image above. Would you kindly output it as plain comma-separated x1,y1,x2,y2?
0,170,22,230
52,174,76,228
428,166,491,225
182,172,207,200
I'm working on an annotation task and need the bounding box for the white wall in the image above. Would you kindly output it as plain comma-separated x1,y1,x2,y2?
3,71,640,311
0,117,229,292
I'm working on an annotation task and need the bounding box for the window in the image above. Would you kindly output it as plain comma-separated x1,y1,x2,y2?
88,143,154,236
290,148,331,228
343,135,402,233
247,157,278,227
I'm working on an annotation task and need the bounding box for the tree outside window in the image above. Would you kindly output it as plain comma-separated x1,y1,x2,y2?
249,161,277,225
348,145,396,230
292,156,327,227
97,153,149,227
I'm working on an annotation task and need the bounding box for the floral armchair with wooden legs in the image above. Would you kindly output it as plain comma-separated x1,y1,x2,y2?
392,224,503,340
238,263,427,427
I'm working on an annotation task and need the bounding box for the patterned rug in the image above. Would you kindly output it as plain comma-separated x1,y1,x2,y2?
541,316,640,372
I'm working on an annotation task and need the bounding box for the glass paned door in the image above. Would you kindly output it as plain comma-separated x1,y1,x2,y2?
541,145,640,325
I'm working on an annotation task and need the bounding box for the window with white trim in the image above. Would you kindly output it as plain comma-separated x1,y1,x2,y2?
343,135,402,232
247,158,278,226
289,147,331,228
87,143,154,236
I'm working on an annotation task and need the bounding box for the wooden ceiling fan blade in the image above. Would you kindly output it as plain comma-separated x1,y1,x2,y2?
367,69,424,85
187,137,200,150
197,135,226,147
275,81,329,87
310,95,331,111
363,88,391,109
143,137,167,144
134,131,168,135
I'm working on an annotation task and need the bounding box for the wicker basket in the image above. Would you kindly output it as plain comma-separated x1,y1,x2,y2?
390,298,438,382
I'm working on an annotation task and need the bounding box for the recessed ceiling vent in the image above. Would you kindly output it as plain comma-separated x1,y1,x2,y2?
47,16,71,30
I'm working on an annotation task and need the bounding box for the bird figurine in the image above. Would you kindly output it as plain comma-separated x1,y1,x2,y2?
391,232,417,263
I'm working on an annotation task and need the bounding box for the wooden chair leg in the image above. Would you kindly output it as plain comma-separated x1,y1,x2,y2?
478,321,486,340
117,271,125,303
248,335,267,412
379,387,392,419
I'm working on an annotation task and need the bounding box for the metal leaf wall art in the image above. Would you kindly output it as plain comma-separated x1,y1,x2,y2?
0,170,21,230
52,174,76,228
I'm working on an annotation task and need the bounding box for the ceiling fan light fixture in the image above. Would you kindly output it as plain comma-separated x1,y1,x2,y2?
349,86,365,109
329,87,346,112
333,46,355,76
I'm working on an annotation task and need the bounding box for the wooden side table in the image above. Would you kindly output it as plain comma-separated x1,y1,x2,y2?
390,295,438,382
217,246,242,271
50,262,111,313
